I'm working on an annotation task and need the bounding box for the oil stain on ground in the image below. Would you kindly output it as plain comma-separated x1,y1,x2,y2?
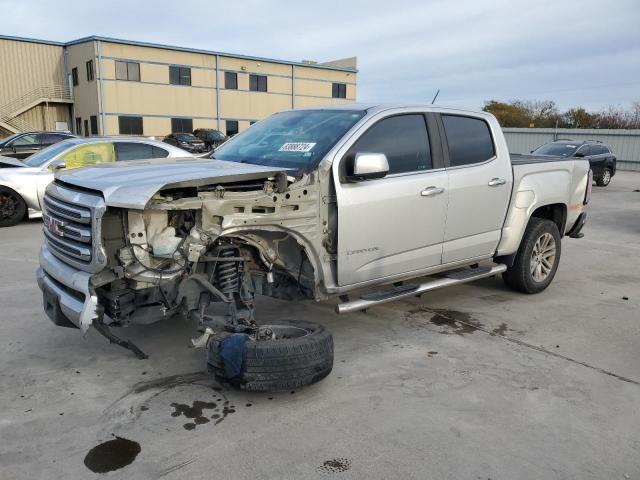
170,395,236,430
317,458,352,474
84,436,141,473
426,308,484,335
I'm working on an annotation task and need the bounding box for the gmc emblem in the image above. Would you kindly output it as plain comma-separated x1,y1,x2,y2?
44,214,65,236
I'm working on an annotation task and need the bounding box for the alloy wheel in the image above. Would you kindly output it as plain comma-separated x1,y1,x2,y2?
530,232,556,282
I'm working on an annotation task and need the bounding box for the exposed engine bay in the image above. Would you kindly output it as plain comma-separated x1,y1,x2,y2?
94,174,326,339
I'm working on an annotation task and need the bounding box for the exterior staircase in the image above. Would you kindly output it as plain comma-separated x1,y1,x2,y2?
0,85,73,134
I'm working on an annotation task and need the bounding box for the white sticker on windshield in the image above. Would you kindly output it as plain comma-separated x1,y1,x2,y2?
566,145,576,148
279,142,316,152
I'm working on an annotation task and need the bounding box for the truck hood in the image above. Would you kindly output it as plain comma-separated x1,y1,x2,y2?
57,157,287,209
0,156,27,168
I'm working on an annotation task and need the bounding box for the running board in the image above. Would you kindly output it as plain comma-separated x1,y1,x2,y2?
335,264,507,314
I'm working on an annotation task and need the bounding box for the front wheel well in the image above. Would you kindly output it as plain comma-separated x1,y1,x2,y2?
530,203,567,237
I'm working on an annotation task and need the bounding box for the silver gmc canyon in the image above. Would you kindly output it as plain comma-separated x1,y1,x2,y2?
36,104,591,391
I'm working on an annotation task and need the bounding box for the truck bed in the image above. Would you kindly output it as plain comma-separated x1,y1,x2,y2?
510,153,565,165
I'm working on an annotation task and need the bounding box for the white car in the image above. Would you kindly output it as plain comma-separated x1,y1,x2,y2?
0,137,189,227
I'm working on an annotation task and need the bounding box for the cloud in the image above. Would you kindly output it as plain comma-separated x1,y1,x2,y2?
2,0,639,110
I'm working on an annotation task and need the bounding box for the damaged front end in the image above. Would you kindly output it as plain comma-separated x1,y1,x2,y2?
38,168,325,357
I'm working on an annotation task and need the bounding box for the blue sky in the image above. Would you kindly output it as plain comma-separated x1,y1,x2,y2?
3,0,639,111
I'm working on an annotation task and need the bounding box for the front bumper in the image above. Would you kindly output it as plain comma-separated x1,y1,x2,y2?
36,245,100,332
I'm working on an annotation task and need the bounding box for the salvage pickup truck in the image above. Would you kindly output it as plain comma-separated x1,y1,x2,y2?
37,104,591,391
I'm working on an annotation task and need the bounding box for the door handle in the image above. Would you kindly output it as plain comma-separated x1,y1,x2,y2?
488,178,506,187
421,186,445,197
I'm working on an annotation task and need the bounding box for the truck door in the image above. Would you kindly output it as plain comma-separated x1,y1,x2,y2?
439,114,512,264
334,113,448,286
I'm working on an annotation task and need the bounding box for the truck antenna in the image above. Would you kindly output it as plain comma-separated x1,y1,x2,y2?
431,89,440,104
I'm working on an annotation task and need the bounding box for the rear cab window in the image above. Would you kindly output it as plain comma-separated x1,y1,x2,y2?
442,115,495,167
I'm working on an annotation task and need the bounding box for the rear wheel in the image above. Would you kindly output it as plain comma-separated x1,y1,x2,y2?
503,218,561,294
595,168,612,187
207,320,333,392
0,186,26,228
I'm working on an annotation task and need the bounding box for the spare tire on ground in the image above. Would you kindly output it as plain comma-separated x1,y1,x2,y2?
206,320,333,392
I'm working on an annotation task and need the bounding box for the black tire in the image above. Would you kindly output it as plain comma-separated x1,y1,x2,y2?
595,168,612,187
207,320,333,392
502,218,561,294
0,186,26,228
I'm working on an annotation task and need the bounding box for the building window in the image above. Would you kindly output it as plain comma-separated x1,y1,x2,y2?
169,66,191,86
249,74,267,92
118,116,143,135
71,68,79,86
90,116,98,135
171,118,193,133
83,119,89,137
225,71,237,89
332,83,347,98
86,60,94,82
75,117,82,135
226,120,239,137
115,61,140,81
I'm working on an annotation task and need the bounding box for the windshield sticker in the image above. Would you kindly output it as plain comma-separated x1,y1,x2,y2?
566,145,576,148
279,142,317,152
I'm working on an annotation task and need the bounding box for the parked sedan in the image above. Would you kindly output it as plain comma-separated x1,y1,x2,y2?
531,140,616,186
0,131,76,159
193,128,227,151
163,133,207,153
0,137,188,227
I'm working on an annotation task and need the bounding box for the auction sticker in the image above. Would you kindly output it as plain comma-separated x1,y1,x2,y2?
279,142,316,152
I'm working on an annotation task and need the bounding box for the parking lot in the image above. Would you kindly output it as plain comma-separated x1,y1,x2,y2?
0,171,638,479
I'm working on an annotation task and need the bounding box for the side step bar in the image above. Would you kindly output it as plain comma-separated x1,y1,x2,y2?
335,264,507,314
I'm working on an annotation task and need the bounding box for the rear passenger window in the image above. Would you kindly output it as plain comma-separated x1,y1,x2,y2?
350,115,432,174
442,115,495,167
115,142,168,161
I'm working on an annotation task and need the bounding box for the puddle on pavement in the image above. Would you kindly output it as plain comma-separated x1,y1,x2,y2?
84,436,141,473
318,457,352,474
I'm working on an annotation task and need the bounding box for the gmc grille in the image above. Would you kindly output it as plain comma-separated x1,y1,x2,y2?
42,183,107,273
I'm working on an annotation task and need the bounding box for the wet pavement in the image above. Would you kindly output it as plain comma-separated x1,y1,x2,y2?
0,171,638,479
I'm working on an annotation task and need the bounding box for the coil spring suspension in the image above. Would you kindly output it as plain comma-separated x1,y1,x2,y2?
217,246,241,298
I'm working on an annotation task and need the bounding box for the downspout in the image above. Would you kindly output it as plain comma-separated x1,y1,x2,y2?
215,54,220,130
63,46,74,133
291,65,295,109
96,40,107,135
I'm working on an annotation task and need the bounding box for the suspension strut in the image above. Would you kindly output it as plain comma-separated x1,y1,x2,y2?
217,245,240,300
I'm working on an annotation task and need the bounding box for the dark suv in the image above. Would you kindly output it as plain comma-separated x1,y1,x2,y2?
0,131,75,159
531,140,616,186
193,128,227,151
162,133,206,153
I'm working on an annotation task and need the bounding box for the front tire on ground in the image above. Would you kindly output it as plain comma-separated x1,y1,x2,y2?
595,168,612,187
207,320,333,392
0,186,26,228
502,218,561,294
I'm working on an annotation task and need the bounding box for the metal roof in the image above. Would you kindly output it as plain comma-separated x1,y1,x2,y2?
0,34,357,73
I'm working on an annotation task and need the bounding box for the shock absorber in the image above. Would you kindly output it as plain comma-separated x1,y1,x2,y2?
217,245,240,299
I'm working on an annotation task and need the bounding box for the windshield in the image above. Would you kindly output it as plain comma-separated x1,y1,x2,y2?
0,132,23,146
176,134,198,142
532,143,579,157
23,141,72,167
207,130,226,140
212,109,366,173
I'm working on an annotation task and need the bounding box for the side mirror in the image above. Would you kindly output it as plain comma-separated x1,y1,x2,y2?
530,150,535,154
574,151,586,158
348,153,389,182
49,160,67,172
